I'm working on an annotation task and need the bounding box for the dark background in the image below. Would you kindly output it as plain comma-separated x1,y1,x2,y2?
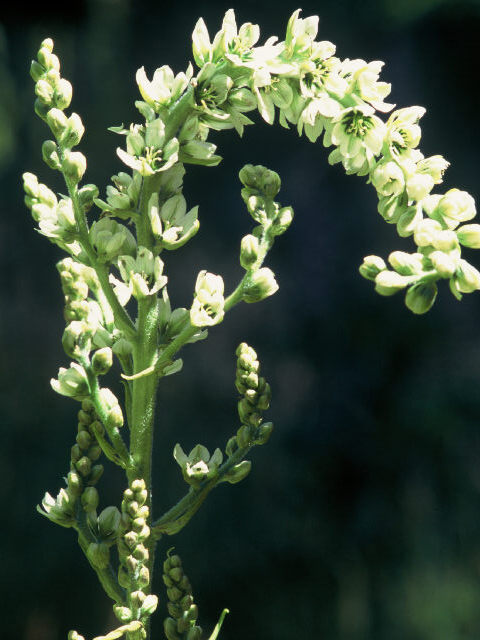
2,1,480,639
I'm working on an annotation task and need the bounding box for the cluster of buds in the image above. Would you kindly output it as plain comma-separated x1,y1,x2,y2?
223,344,273,480
115,480,157,630
163,552,202,640
51,258,118,397
22,172,83,252
30,38,88,185
38,400,103,527
360,188,480,313
238,165,294,304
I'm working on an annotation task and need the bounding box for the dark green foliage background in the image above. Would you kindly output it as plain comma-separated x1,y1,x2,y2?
2,1,480,638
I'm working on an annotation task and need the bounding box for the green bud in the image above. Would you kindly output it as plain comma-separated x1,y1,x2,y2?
374,270,412,296
98,506,121,542
34,97,50,120
388,251,423,276
35,79,54,104
76,455,92,477
62,151,86,184
272,206,294,235
359,255,387,281
405,282,437,314
225,436,238,457
429,251,457,278
456,224,480,249
106,404,124,429
87,542,110,569
225,460,251,484
455,259,480,293
114,605,133,623
254,422,274,445
87,464,104,486
62,113,85,148
92,347,113,375
164,617,180,640
67,471,83,496
240,234,259,269
243,267,278,303
81,486,99,511
30,60,45,82
55,78,73,109
46,108,68,139
141,594,158,616
42,140,61,170
78,184,99,212
76,429,92,450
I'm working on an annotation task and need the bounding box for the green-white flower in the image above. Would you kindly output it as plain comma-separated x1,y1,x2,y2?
173,443,223,487
190,270,225,327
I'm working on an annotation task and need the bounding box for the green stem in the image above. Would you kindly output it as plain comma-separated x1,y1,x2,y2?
127,175,163,597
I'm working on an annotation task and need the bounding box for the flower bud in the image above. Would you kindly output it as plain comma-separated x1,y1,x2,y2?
47,108,68,139
141,594,158,616
55,78,73,109
429,251,456,278
240,234,259,269
254,421,274,445
92,347,113,375
114,606,133,623
35,79,54,104
30,60,45,82
359,255,387,281
388,251,423,276
456,224,480,249
405,282,437,314
164,617,180,640
78,184,99,212
243,267,278,303
107,404,124,429
67,471,83,496
42,140,61,170
272,206,294,235
225,460,251,484
437,188,476,227
406,173,434,201
62,113,85,148
62,151,86,183
98,506,121,542
455,259,480,293
81,486,99,511
374,270,411,296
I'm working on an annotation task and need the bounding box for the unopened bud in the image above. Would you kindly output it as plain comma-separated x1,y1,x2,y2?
242,267,278,303
42,140,61,170
62,151,86,183
240,234,259,269
46,108,68,139
359,255,387,281
405,282,437,314
92,347,113,375
81,486,99,512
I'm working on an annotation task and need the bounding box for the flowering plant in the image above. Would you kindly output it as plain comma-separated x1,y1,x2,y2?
24,8,480,640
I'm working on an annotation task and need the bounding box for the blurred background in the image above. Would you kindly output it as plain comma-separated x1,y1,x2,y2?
2,0,480,638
